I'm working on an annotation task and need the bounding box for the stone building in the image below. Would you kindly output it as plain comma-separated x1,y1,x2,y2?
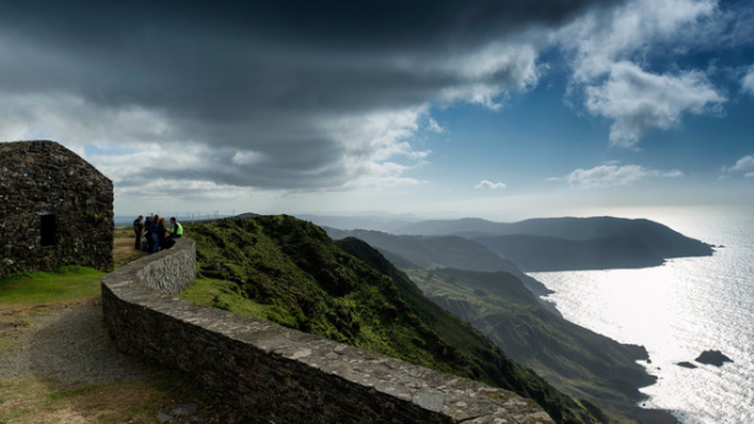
0,140,113,278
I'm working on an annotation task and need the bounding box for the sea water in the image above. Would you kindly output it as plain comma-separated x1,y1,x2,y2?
530,207,754,424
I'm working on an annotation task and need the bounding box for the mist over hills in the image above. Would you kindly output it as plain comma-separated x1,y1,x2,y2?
474,235,665,272
324,228,552,296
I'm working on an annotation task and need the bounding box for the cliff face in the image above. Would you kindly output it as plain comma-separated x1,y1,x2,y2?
406,268,678,423
324,228,553,296
326,224,680,423
181,216,608,424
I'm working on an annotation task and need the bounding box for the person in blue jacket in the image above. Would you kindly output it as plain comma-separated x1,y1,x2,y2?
149,215,160,254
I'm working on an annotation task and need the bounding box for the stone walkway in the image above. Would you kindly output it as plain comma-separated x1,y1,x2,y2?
0,300,206,423
0,300,144,386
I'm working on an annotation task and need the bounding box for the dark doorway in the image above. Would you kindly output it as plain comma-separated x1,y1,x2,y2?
41,214,57,246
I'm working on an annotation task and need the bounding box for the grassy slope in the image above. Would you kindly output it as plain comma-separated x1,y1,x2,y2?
407,267,678,424
181,215,607,424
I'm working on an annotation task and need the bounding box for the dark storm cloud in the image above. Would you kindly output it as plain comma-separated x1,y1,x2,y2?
0,0,626,189
0,1,626,50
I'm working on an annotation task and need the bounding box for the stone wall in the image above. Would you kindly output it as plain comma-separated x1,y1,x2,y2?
102,238,554,424
0,140,113,278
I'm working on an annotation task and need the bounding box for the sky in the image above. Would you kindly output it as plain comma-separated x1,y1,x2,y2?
1,0,752,221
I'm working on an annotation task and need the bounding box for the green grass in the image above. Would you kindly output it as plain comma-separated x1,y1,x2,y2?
0,266,105,306
45,383,102,402
180,276,273,319
183,216,467,376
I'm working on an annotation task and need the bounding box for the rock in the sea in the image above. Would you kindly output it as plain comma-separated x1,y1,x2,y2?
676,361,697,369
695,350,733,367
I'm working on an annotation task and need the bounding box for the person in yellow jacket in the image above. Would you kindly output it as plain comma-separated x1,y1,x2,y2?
169,217,183,239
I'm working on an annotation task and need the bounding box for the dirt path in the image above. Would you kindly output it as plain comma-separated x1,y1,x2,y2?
0,300,145,387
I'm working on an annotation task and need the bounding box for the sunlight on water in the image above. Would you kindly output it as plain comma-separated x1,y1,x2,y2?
531,207,754,424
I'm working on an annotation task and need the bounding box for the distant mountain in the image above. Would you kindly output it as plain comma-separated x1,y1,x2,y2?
297,214,420,232
324,228,552,296
475,235,665,271
392,216,713,268
181,216,605,424
409,267,678,424
236,212,260,218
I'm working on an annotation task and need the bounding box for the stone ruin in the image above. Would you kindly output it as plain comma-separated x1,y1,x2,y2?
0,140,113,278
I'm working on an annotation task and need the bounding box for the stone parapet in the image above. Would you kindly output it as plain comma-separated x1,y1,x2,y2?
106,237,196,296
101,237,553,424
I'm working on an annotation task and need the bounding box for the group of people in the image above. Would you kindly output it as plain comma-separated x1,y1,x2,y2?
133,215,183,253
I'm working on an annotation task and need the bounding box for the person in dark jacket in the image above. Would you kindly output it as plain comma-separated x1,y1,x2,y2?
142,216,153,253
133,215,143,249
156,217,167,252
149,215,160,254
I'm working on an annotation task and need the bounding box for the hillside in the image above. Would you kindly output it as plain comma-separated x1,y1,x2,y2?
324,228,552,296
474,235,665,271
407,267,678,424
392,216,713,261
180,216,606,424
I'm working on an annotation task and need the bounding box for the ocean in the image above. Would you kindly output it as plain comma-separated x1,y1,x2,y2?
530,207,754,424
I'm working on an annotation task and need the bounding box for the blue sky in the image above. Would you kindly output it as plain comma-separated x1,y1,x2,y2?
0,0,752,220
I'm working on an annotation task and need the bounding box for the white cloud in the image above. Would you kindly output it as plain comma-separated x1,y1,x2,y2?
88,144,209,184
559,0,716,83
445,43,542,88
232,150,264,165
433,43,543,110
321,106,433,189
723,155,754,178
729,155,754,172
743,69,754,95
426,117,445,134
553,164,684,189
557,0,726,147
474,180,507,190
584,62,725,147
0,93,176,150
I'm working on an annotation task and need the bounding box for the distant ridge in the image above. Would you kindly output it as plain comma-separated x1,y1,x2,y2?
391,216,713,270
299,214,419,232
235,212,260,218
